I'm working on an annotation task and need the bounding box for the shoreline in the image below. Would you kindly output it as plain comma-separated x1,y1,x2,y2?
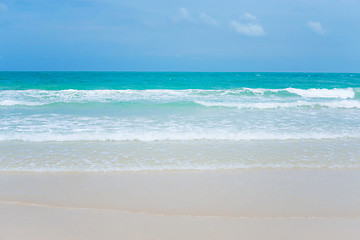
2,139,359,171
0,166,359,174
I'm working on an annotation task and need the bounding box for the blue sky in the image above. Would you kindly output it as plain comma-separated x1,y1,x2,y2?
0,0,359,71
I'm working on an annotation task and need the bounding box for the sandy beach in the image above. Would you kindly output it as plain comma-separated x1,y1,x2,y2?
1,0,360,237
1,169,359,239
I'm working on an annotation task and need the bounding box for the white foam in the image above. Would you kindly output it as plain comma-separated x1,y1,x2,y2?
0,100,44,106
0,131,359,142
0,88,357,106
285,87,355,99
195,100,360,109
320,100,360,108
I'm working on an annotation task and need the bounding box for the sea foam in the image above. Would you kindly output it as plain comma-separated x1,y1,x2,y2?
1,131,359,142
195,100,360,109
0,88,358,106
285,87,355,99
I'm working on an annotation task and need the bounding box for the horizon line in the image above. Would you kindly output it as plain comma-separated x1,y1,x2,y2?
0,70,359,74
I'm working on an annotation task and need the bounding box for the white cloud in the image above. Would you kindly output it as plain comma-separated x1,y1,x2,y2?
308,21,327,35
0,2,8,12
199,13,219,27
230,13,265,37
178,7,192,21
240,13,257,21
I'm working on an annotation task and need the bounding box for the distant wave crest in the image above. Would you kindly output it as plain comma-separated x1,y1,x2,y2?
0,88,359,107
195,100,360,109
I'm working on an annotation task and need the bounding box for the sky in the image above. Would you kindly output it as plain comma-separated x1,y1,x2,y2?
0,0,359,72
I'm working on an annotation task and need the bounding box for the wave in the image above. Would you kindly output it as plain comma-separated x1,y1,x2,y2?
0,87,359,107
2,99,360,109
195,100,360,109
1,132,359,142
0,100,44,106
285,87,355,99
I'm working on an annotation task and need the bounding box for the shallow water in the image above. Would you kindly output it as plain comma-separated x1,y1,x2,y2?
1,72,359,171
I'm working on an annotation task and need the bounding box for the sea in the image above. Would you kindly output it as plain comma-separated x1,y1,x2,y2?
0,72,359,171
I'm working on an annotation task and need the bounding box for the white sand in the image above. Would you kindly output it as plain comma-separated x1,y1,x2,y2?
0,169,359,239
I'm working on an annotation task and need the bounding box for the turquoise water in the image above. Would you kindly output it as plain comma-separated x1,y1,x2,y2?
0,72,359,171
1,72,360,90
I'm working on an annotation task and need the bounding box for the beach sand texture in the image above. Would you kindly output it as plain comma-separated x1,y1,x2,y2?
1,169,359,240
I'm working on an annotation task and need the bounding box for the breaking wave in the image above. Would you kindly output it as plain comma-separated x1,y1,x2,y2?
0,88,359,108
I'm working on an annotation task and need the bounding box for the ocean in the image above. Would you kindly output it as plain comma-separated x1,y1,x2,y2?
0,72,359,171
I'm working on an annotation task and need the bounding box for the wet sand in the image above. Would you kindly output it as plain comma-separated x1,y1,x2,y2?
1,169,360,239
